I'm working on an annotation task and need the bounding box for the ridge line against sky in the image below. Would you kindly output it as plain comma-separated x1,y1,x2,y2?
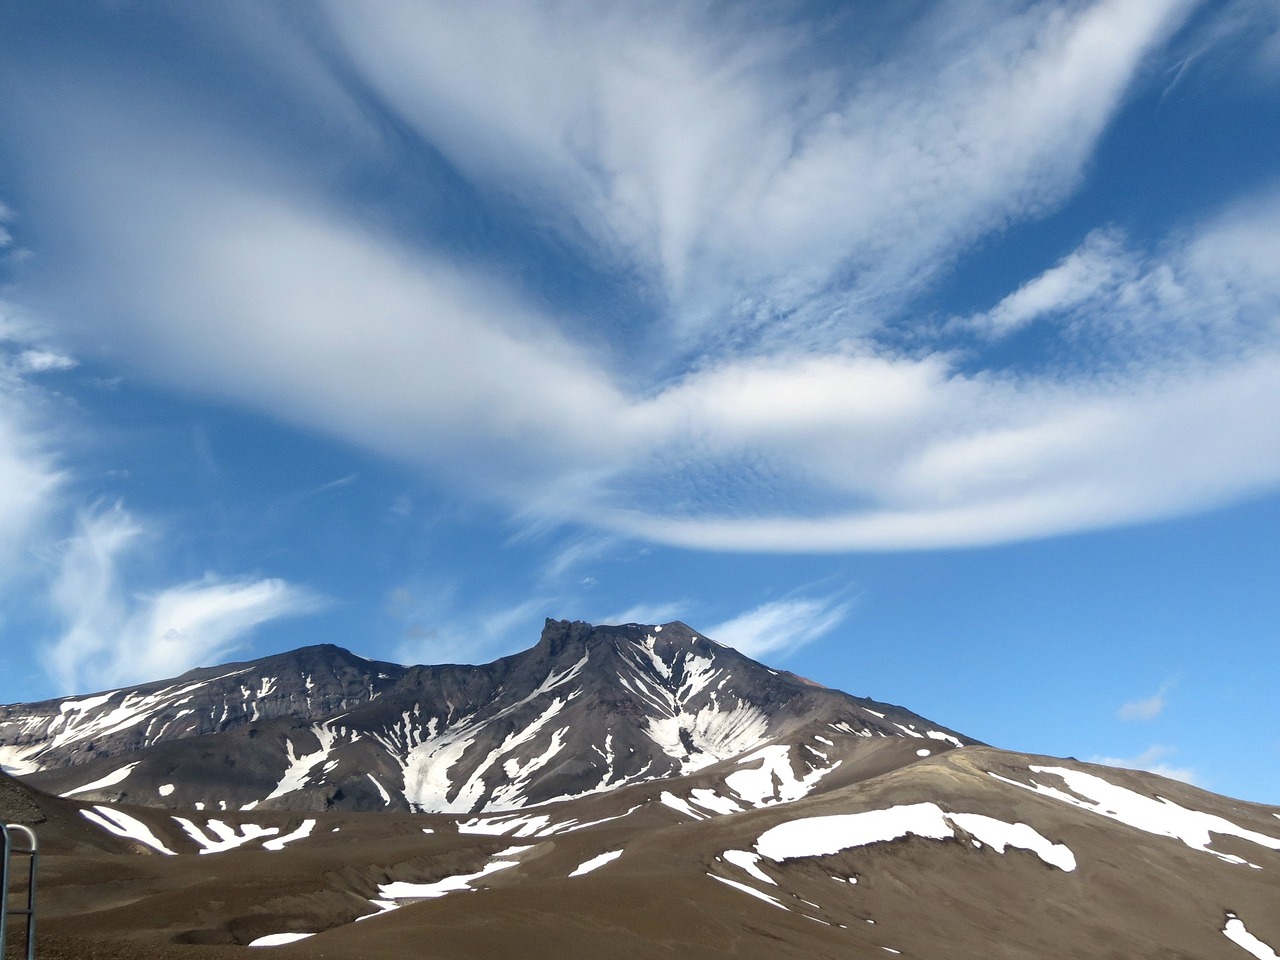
0,0,1278,803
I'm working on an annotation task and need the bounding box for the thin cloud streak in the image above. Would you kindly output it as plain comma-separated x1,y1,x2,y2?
1091,745,1199,786
43,503,323,694
0,320,67,582
1118,681,1175,721
706,595,852,659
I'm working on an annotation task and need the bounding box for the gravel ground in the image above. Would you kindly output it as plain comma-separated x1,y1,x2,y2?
5,934,246,960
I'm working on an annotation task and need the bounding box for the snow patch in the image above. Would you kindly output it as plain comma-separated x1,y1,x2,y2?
725,745,840,808
927,730,964,747
263,819,316,851
753,803,1074,872
660,791,707,820
61,762,139,797
458,805,642,839
175,818,280,854
80,806,177,855
264,725,340,801
458,813,553,837
158,783,175,797
249,932,314,947
377,849,529,903
723,850,776,885
757,803,952,859
367,773,392,806
946,813,1077,872
709,874,789,910
992,766,1280,865
569,849,624,877
1225,913,1280,960
689,788,743,816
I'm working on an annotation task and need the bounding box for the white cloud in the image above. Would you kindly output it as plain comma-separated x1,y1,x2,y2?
13,350,77,373
321,0,1194,341
0,313,67,580
538,534,620,585
23,111,1280,552
966,229,1137,337
705,594,851,659
1118,681,1175,721
8,2,1280,559
1091,745,1199,786
969,187,1280,359
603,347,1280,551
0,403,62,575
43,504,322,694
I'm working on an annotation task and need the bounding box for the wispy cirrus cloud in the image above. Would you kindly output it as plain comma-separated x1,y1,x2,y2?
0,307,67,582
1091,745,1199,785
705,594,852,659
6,0,1280,562
1118,681,1176,721
320,0,1196,344
43,503,323,693
963,228,1139,338
0,410,60,579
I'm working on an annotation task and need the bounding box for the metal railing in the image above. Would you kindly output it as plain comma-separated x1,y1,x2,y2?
0,823,37,960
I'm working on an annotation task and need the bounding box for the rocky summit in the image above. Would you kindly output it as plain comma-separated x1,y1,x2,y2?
1,621,1278,960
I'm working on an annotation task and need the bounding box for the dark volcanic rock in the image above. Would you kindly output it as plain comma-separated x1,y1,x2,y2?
0,769,44,825
2,620,973,815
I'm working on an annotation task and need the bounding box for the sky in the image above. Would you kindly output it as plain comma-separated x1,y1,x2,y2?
0,0,1278,804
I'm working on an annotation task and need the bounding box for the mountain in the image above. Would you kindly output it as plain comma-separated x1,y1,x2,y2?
4,620,1278,960
0,620,971,815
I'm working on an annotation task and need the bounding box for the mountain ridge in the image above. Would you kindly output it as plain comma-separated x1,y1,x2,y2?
0,619,972,816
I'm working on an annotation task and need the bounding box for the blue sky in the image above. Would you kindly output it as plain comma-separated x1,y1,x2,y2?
1,0,1278,803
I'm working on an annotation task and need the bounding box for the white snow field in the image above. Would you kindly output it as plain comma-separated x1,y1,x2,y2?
752,802,1075,871
992,765,1280,865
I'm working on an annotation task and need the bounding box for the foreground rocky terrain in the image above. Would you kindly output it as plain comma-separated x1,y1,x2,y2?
2,621,1278,959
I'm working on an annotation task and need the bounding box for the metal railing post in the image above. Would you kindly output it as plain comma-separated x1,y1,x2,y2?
0,823,10,955
1,823,37,960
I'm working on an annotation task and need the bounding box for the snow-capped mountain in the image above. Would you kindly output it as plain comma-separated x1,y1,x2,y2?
5,619,1279,960
0,620,971,814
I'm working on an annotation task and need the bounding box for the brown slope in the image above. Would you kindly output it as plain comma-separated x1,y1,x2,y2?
13,746,1280,960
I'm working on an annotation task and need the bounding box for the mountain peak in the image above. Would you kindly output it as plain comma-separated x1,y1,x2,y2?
3,618,973,815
